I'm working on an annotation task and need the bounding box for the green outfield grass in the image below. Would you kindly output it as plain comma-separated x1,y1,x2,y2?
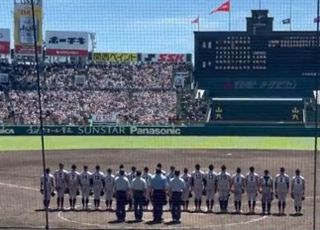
0,136,317,151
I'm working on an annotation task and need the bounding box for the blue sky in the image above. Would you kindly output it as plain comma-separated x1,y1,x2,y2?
0,0,318,54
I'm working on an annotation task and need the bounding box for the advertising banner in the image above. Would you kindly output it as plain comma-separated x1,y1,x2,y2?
0,29,10,54
94,52,138,62
14,0,43,55
46,31,89,57
141,53,192,63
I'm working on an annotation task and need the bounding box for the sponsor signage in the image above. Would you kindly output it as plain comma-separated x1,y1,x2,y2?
46,31,89,57
141,53,192,63
14,0,42,55
0,29,10,54
94,52,138,62
0,125,317,137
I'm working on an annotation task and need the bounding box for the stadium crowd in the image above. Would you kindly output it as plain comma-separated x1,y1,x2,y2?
0,62,205,125
41,163,306,223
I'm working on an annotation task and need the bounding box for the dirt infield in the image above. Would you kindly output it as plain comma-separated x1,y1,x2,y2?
0,149,319,230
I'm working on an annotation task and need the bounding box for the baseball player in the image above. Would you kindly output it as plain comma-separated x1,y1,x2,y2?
259,169,273,215
127,166,137,211
155,163,166,175
291,169,305,215
245,166,260,214
115,164,127,177
104,168,115,210
181,168,192,211
92,165,105,210
40,168,55,209
67,164,80,210
54,163,68,210
204,164,217,212
142,166,152,210
275,167,290,215
231,167,245,213
216,165,232,213
79,165,92,209
191,163,205,212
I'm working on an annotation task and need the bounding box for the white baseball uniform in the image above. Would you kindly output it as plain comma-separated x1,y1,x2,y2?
231,173,245,202
54,169,68,198
205,170,217,201
246,172,260,202
191,170,205,200
79,170,92,199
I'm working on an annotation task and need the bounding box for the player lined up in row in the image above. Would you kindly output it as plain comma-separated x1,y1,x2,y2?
40,163,305,219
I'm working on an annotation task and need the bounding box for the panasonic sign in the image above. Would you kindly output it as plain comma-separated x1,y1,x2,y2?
130,126,181,135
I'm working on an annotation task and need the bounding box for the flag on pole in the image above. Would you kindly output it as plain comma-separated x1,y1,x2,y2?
282,18,291,24
314,16,320,23
210,0,230,14
191,17,199,24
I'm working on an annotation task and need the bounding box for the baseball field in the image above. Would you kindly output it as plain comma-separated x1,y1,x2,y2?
0,136,319,230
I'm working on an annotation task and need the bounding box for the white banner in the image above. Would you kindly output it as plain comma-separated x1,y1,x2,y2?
92,114,117,123
46,31,89,56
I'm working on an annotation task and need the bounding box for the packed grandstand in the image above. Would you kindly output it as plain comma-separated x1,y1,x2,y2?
0,60,209,125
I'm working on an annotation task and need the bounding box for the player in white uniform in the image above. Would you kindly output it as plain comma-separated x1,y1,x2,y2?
245,166,260,214
181,168,191,211
54,163,68,210
142,166,152,210
204,164,217,212
231,167,245,213
40,168,55,209
115,164,127,177
291,169,305,215
92,165,105,210
259,169,273,215
216,165,232,213
104,168,115,210
155,163,166,175
127,166,137,211
67,164,80,210
275,167,290,215
191,164,205,212
79,165,92,209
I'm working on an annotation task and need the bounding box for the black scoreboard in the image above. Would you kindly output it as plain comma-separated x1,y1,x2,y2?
195,31,319,78
194,10,320,98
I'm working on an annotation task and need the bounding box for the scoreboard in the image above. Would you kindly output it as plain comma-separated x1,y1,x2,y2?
194,31,319,78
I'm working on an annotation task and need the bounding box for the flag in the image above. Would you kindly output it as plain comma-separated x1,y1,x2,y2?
191,17,199,24
282,18,291,24
314,16,320,23
210,0,230,14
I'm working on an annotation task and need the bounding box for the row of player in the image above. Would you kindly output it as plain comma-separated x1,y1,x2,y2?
40,163,305,217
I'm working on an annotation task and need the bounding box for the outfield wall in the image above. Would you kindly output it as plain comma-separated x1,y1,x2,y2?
0,125,317,137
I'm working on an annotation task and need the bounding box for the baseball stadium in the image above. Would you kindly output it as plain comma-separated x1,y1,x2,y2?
0,0,320,230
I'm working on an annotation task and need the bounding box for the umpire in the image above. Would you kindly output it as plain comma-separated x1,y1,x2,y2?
131,171,147,222
168,170,186,223
150,168,168,222
114,169,130,222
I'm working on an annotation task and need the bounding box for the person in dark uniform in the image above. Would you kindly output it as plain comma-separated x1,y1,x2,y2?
114,169,130,222
150,168,168,222
131,170,147,221
168,170,186,223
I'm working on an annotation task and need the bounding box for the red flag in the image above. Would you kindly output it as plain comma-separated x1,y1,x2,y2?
191,17,199,24
210,0,230,14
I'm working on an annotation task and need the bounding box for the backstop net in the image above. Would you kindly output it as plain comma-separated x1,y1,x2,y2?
0,0,319,229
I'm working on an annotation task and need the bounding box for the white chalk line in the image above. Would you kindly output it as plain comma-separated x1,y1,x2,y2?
0,181,319,230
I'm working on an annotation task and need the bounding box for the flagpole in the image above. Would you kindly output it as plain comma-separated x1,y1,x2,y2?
229,2,231,31
289,0,292,31
259,0,261,10
229,11,231,31
198,16,200,31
